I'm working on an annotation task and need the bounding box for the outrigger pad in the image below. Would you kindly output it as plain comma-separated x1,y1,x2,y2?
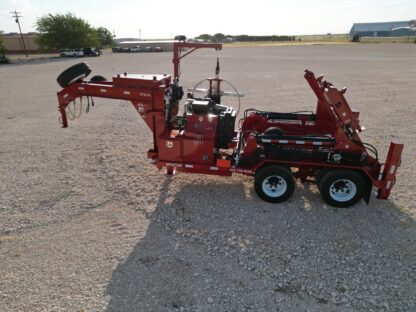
57,62,92,88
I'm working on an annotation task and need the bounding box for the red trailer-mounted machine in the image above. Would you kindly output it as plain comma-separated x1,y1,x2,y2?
56,41,403,208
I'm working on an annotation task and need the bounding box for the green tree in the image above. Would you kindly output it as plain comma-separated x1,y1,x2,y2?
196,34,212,42
213,33,225,42
0,31,5,54
36,13,99,50
95,27,114,47
174,35,187,41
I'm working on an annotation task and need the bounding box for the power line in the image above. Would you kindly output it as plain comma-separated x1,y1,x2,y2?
10,10,28,57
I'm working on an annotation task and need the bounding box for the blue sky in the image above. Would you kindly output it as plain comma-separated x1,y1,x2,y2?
0,0,415,38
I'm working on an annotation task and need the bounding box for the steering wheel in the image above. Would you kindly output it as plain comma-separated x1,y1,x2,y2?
188,79,244,115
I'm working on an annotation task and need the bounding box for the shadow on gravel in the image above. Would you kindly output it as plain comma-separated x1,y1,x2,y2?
106,177,416,311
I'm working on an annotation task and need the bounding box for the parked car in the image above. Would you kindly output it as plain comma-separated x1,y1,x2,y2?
129,46,143,52
60,48,84,57
0,54,10,64
144,46,153,52
112,46,130,53
154,46,163,52
83,47,100,56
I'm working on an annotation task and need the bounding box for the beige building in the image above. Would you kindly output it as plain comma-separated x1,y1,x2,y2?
3,33,42,53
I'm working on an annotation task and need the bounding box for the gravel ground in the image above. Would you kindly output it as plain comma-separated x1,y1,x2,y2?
1,44,415,311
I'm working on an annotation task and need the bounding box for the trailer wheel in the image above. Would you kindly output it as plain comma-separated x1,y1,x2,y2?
57,62,91,88
319,170,364,208
316,168,330,190
254,166,295,203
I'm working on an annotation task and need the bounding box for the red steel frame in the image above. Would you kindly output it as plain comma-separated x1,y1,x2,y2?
172,41,222,79
56,41,403,200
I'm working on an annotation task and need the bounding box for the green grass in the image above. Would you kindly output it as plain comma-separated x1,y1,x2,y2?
7,53,59,61
223,34,350,47
224,41,349,48
223,34,416,47
295,34,349,42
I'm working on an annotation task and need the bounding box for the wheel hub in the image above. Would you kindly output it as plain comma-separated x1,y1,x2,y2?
329,179,357,202
262,175,287,197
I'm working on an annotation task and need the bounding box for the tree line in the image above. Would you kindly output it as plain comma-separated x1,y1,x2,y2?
0,31,5,54
195,33,296,42
233,35,296,42
3,12,300,53
36,13,114,50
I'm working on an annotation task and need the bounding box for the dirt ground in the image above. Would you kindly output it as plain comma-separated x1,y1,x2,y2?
1,44,415,311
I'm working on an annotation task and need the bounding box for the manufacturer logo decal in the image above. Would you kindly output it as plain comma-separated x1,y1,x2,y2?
137,103,145,113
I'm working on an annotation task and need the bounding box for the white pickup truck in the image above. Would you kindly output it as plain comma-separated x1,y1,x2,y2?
60,49,84,57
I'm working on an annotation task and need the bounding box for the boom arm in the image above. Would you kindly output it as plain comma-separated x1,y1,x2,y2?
173,41,222,80
304,69,364,141
57,76,169,129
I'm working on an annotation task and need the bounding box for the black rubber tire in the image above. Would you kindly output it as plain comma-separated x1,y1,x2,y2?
57,62,91,88
90,75,107,82
316,168,330,190
263,127,284,136
319,169,365,208
254,165,295,203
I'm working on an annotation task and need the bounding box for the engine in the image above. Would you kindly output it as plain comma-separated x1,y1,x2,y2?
181,97,236,149
157,58,238,165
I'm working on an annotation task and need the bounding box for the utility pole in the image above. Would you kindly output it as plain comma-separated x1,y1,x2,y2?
138,28,141,40
11,10,28,57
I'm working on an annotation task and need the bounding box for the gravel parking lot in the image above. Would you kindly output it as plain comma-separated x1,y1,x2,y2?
1,44,415,311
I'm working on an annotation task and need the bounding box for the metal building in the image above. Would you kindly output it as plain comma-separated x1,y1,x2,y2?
349,21,413,37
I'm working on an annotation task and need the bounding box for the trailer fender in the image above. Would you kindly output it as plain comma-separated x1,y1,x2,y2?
360,171,373,204
254,161,291,175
